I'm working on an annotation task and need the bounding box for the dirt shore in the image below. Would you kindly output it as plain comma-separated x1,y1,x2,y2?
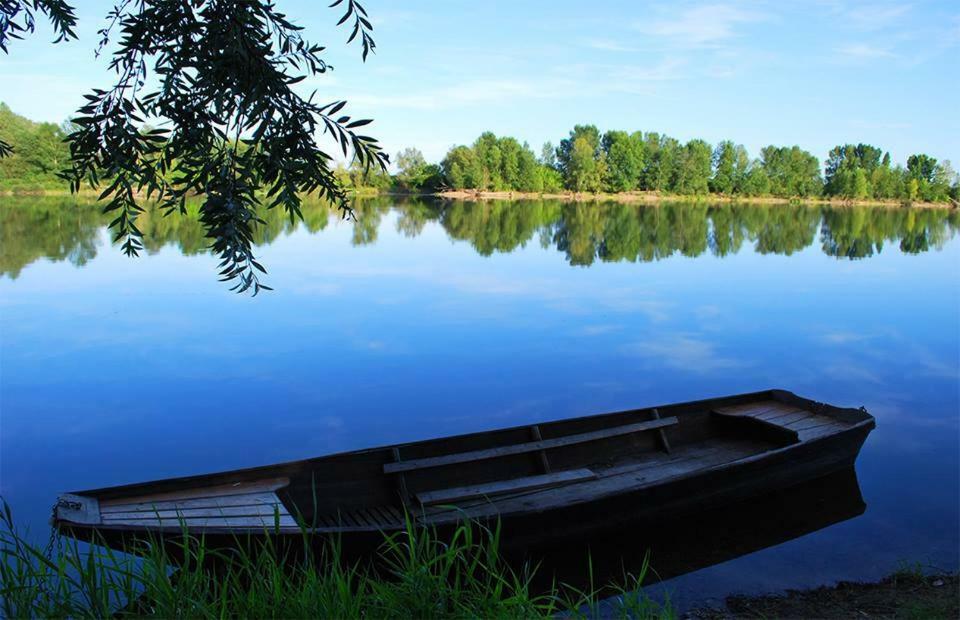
3,187,956,210
435,189,956,210
685,573,958,619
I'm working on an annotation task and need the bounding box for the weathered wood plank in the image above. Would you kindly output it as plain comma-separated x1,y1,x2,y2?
391,447,412,508
713,401,790,416
100,492,282,514
101,515,298,528
379,506,402,525
384,418,678,474
102,504,286,520
754,410,812,426
417,468,597,506
367,506,390,525
784,417,842,432
747,408,809,423
421,439,765,519
530,425,552,473
651,408,672,453
99,478,289,507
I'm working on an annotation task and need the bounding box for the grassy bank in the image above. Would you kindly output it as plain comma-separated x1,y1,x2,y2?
0,505,672,619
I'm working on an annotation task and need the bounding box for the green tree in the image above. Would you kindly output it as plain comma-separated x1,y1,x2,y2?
710,141,749,194
852,168,869,200
395,147,442,192
395,147,427,186
557,125,604,192
1,0,387,294
824,144,885,198
907,154,938,182
441,145,480,190
671,139,712,195
0,103,70,189
539,165,564,193
906,155,953,202
566,135,606,192
346,158,392,191
741,162,771,197
540,142,557,169
760,145,821,197
601,130,645,192
515,142,544,192
641,134,679,192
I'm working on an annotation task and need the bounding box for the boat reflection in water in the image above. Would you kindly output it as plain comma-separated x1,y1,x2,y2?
510,466,866,594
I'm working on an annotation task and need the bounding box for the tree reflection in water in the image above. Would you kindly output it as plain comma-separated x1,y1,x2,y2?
1,195,957,279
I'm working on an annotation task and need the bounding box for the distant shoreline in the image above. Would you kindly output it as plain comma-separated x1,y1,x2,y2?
2,186,956,210
435,189,956,210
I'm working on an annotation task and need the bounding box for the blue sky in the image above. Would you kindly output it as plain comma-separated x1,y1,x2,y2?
2,1,958,168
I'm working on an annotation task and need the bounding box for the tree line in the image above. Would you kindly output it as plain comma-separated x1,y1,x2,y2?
0,103,72,190
4,102,959,205
431,126,958,203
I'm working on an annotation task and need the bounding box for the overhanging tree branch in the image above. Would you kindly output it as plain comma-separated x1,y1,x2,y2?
1,0,388,294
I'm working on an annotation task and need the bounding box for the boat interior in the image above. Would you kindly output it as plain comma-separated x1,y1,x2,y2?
55,390,868,534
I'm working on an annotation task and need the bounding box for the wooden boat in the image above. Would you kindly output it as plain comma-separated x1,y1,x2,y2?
53,389,874,548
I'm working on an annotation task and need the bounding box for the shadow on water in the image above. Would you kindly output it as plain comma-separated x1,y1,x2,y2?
1,195,958,278
507,467,866,596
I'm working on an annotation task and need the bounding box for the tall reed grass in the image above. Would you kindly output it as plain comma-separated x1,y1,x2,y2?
0,502,672,618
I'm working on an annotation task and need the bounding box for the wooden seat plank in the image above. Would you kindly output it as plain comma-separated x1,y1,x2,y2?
746,408,809,423
102,504,286,520
755,410,812,426
418,469,596,506
384,418,678,474
99,478,289,507
100,492,282,514
713,401,791,416
102,515,298,528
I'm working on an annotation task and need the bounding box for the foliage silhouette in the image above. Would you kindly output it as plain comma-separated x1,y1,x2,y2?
0,1,387,294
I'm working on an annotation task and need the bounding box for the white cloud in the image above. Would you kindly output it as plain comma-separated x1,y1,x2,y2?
343,57,687,112
582,38,640,53
635,4,766,48
579,324,623,336
823,360,883,384
623,333,745,373
846,3,912,30
836,42,898,60
821,330,872,344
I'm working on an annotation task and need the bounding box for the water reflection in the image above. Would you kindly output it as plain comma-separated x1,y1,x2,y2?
514,467,866,596
1,196,957,278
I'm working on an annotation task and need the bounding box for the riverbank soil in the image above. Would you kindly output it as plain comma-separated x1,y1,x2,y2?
686,573,958,619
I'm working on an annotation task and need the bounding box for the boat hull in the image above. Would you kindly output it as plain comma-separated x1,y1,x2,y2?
53,389,876,559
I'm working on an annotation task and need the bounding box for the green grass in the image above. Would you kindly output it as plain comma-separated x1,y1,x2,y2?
0,503,673,619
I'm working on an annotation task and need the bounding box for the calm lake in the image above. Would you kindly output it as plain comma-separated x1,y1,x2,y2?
1,196,958,606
